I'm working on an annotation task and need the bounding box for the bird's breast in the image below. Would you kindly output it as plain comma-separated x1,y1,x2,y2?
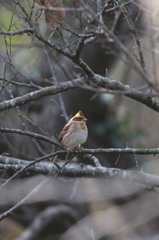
63,125,88,148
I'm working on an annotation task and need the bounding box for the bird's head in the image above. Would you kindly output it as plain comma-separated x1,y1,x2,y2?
70,111,87,123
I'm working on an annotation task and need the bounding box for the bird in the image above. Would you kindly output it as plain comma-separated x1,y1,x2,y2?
58,111,88,150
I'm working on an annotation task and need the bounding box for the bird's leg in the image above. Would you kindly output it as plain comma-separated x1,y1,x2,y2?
67,146,73,152
75,144,83,151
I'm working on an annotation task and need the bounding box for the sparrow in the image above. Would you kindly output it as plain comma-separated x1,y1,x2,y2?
58,111,88,150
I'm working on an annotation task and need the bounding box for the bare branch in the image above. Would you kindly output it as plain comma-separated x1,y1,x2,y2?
121,0,148,75
1,155,159,222
0,128,61,147
0,76,159,112
0,28,34,36
16,205,78,240
0,175,49,221
0,78,80,111
1,156,159,187
0,151,63,188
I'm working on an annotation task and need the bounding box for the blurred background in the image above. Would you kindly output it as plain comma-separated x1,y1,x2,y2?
1,0,159,239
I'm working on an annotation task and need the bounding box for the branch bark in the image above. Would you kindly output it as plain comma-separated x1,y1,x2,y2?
1,155,159,187
1,155,159,222
0,28,34,36
0,76,159,112
0,128,61,148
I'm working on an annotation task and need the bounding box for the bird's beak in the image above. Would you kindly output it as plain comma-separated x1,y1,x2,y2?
83,118,87,121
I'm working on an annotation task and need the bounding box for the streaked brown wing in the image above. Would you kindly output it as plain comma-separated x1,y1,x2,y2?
58,122,71,141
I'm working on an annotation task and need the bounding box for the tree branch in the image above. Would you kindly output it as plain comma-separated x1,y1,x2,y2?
1,154,159,186
0,79,79,111
16,205,78,240
0,76,159,112
121,0,148,75
0,28,34,36
0,152,63,188
0,128,61,148
0,176,49,221
1,155,159,223
91,74,159,112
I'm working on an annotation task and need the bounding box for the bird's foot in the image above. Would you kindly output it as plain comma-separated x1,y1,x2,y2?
75,146,83,152
66,146,73,152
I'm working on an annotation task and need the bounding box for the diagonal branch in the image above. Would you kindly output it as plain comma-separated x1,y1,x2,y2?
0,76,159,112
0,151,63,188
91,74,159,112
0,175,49,221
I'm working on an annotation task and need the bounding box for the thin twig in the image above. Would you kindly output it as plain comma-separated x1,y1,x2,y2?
43,43,69,122
121,0,148,76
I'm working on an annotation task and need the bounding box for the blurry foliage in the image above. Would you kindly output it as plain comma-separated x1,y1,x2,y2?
92,102,147,149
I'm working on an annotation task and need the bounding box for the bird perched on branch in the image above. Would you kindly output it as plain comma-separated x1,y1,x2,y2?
58,111,88,150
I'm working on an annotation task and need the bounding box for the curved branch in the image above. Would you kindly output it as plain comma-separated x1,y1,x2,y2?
92,75,159,112
16,205,78,240
0,128,61,148
0,79,78,111
0,77,159,112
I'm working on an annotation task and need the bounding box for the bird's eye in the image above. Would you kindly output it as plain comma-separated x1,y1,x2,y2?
74,117,83,121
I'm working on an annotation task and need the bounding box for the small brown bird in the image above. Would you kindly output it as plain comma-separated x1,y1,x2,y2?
58,111,88,150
